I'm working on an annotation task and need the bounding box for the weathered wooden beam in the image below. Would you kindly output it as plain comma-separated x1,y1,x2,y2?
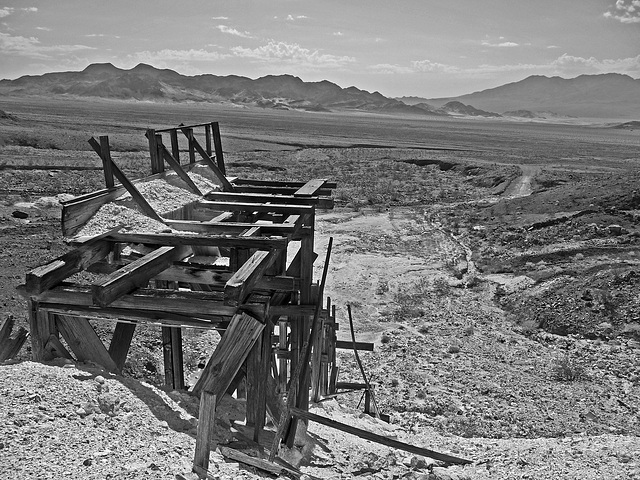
104,232,288,250
91,245,191,307
89,137,163,222
192,312,265,396
41,305,226,329
335,340,375,351
211,122,226,175
233,185,332,197
99,136,115,189
108,322,136,371
232,178,337,189
218,446,284,476
55,315,118,372
0,316,29,362
27,300,56,362
155,264,298,291
194,200,314,216
193,392,217,474
25,234,113,295
290,407,472,465
165,219,296,236
205,191,334,209
159,144,203,196
294,179,328,197
179,126,234,191
224,249,280,307
27,285,238,318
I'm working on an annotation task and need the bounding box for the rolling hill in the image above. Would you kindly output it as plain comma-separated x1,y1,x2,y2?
399,73,640,119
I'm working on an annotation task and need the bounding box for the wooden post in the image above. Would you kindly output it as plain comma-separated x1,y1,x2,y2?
171,327,185,390
99,136,115,189
212,122,226,175
186,128,196,164
154,134,165,173
170,129,180,164
193,392,217,475
147,129,161,174
162,327,174,388
27,300,55,362
108,322,136,371
205,124,212,156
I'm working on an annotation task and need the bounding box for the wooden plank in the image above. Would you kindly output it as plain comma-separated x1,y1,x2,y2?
224,249,280,307
192,313,264,396
106,232,288,250
108,322,136,371
92,245,191,307
41,305,225,329
233,185,332,197
159,144,203,196
233,178,337,189
193,392,217,474
30,285,238,318
211,122,226,175
25,237,112,295
89,137,163,222
335,340,375,351
165,220,296,236
99,136,115,189
218,446,283,476
180,126,234,191
290,407,472,465
194,201,314,216
205,191,332,208
55,315,118,372
294,179,328,197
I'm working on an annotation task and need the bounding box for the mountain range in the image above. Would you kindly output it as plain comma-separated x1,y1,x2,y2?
1,63,638,120
400,73,640,119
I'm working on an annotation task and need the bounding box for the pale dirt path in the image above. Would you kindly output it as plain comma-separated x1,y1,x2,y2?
504,164,541,197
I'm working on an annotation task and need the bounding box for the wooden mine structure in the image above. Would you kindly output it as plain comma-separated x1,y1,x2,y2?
20,121,344,443
19,120,471,475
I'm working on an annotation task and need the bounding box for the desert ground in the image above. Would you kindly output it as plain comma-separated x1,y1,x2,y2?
1,96,639,479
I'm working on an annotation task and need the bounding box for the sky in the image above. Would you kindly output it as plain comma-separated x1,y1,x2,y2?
0,0,639,98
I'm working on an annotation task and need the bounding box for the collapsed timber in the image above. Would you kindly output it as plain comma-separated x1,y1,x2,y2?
18,120,471,477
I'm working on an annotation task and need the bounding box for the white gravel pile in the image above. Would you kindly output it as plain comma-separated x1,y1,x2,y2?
116,179,201,214
76,203,170,237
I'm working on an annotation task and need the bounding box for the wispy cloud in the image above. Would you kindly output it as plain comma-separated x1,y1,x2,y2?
481,36,519,48
0,32,95,59
216,25,253,38
604,0,640,23
231,40,355,68
333,31,343,36
286,14,308,21
130,48,231,64
212,16,228,20
85,33,121,39
0,6,37,17
36,26,51,31
551,53,640,75
368,63,414,74
411,59,461,73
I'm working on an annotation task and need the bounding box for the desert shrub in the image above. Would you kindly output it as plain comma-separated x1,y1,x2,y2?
552,354,586,382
